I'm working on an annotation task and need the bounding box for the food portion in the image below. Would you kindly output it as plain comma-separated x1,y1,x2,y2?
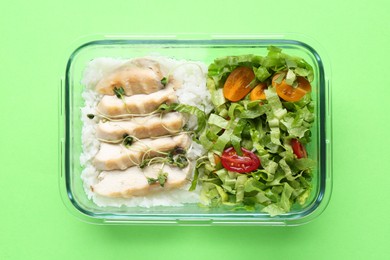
80,56,209,206
80,47,316,215
194,46,316,216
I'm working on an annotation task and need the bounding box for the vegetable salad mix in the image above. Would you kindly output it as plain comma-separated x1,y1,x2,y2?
192,46,316,216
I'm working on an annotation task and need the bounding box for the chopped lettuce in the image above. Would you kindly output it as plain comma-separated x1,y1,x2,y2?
197,47,315,216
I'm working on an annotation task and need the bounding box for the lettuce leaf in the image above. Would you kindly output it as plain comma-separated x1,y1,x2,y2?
208,114,229,129
253,66,271,82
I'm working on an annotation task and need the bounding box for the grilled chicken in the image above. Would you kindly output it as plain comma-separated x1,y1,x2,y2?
86,57,198,201
96,112,185,141
93,134,191,171
96,87,177,117
95,58,165,96
93,163,191,198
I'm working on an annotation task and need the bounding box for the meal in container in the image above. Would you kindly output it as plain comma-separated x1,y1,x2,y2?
80,46,315,216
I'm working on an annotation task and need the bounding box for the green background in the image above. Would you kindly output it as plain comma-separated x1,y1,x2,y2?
1,0,389,259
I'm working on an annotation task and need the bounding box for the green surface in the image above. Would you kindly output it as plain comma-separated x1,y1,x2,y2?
0,0,389,259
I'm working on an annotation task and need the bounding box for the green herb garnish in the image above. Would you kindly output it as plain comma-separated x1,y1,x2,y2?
147,172,168,187
171,146,186,155
113,86,125,99
172,154,188,168
161,77,168,87
146,177,157,185
113,86,131,113
122,134,134,148
158,172,168,187
139,160,148,169
167,148,189,168
139,147,189,169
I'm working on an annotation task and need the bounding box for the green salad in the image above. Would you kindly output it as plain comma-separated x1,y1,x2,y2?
191,46,316,216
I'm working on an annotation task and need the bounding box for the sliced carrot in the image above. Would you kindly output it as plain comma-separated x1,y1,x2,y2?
272,74,311,102
250,82,267,101
223,67,255,102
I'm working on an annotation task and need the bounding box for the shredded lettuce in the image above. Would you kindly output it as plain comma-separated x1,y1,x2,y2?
208,114,229,129
197,47,315,217
253,66,271,82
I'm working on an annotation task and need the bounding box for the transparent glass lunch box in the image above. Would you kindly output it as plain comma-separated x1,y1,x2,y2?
59,34,332,225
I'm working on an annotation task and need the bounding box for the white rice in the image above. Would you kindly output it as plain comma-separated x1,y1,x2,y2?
80,55,210,207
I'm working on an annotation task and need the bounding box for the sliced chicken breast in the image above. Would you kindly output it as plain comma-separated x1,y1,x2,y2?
96,87,177,117
93,134,191,171
96,112,185,141
95,58,164,96
93,163,191,198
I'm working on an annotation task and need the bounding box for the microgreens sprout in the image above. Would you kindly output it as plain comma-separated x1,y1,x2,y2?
160,77,168,87
113,86,125,99
122,134,134,148
138,147,189,169
87,114,95,119
146,171,168,187
112,86,131,114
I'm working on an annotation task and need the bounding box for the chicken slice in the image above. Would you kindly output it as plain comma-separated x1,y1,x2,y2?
96,112,185,141
93,163,191,198
96,87,177,117
93,134,191,171
95,58,164,96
